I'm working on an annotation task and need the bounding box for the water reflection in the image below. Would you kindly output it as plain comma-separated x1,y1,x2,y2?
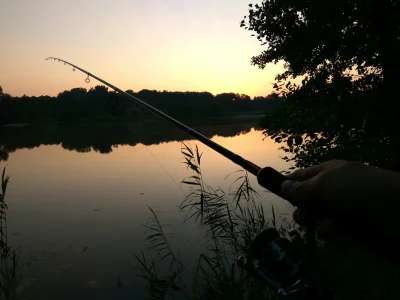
3,120,294,299
0,119,259,161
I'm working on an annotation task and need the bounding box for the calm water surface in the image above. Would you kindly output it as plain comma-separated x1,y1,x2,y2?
1,120,292,299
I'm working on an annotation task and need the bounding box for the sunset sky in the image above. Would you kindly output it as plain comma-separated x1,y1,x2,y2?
0,0,283,98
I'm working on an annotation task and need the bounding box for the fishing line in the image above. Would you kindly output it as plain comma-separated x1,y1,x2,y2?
46,57,317,277
45,57,262,176
144,145,187,197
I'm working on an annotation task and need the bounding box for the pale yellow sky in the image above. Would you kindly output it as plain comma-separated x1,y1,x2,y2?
0,0,283,98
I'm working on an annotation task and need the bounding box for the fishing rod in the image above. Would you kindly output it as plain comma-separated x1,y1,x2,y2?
46,57,316,297
45,57,287,195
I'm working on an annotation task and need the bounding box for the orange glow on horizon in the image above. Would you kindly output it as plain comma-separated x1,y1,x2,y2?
0,0,284,98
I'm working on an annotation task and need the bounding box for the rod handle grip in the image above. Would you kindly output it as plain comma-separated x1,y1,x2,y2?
257,167,288,198
257,167,326,220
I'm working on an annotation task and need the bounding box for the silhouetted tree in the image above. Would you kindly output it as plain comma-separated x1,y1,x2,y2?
242,0,400,170
0,85,281,125
0,86,13,125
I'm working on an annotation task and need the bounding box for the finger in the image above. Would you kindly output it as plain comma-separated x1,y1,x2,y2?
293,208,310,226
316,218,343,241
293,206,324,226
286,160,343,181
295,214,349,242
282,175,321,206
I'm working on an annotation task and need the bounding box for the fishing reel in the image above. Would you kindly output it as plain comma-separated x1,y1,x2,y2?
238,228,309,298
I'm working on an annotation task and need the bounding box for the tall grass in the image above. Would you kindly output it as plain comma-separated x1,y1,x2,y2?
0,167,20,300
134,206,186,300
135,143,295,299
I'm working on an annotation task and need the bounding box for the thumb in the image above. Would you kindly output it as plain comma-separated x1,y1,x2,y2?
281,178,318,206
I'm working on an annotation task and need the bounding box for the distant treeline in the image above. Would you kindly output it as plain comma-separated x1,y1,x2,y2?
0,85,281,125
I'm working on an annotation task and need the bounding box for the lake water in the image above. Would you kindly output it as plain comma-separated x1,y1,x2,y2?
1,119,293,299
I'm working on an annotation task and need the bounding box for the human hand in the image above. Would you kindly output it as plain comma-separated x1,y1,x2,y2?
281,160,400,242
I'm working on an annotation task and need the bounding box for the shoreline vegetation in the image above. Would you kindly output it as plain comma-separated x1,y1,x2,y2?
135,143,285,299
0,86,281,127
0,167,20,300
136,143,400,300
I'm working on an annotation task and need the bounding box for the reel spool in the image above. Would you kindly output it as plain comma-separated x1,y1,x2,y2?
238,228,309,297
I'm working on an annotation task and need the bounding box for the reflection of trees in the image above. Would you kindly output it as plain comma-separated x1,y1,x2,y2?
0,120,259,161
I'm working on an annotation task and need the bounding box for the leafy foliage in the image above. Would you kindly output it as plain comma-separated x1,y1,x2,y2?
241,1,400,170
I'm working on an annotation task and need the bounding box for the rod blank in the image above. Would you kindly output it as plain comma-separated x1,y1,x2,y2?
46,57,288,197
